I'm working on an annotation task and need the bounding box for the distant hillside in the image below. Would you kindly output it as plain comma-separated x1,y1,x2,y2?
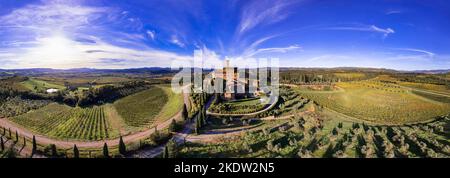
1,67,449,76
279,67,399,73
0,67,181,76
411,69,450,74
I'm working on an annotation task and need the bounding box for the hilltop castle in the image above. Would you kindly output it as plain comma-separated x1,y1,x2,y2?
212,60,261,100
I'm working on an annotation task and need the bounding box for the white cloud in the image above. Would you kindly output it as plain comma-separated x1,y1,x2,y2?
386,10,403,15
0,35,192,69
0,3,107,33
170,35,185,48
244,45,301,57
238,1,296,35
146,30,156,40
322,24,395,38
0,1,193,69
391,48,435,57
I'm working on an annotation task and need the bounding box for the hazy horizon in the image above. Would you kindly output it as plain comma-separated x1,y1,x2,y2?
0,0,449,70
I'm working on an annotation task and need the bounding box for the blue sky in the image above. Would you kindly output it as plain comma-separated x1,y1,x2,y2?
0,0,449,70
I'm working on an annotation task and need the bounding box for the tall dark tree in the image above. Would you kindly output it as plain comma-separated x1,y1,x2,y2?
166,140,178,158
1,136,4,151
73,144,79,158
49,144,57,158
201,106,207,126
182,104,188,121
119,136,126,155
103,143,109,158
162,144,169,158
32,135,37,156
23,136,26,146
195,114,201,134
15,130,19,142
2,127,5,135
8,128,11,138
169,119,177,132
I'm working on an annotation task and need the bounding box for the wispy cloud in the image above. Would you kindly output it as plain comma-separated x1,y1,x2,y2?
237,0,297,35
322,24,395,38
0,0,192,69
244,45,301,57
386,10,403,15
391,48,435,57
0,2,108,33
170,35,185,48
146,30,155,40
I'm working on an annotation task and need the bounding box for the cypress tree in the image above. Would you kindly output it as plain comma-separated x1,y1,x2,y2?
119,136,126,155
197,112,203,127
50,144,57,157
162,144,169,158
15,130,19,142
8,128,11,138
1,136,4,151
202,106,207,126
73,144,79,158
103,143,109,158
169,119,177,132
32,135,37,156
2,127,5,136
182,104,188,121
195,114,201,134
23,136,26,146
167,140,178,158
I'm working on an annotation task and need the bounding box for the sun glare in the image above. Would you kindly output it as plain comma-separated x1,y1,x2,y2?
39,35,74,57
23,35,86,68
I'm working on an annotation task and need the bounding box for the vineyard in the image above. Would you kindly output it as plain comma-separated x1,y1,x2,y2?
256,86,312,118
178,111,450,158
294,81,450,124
10,104,117,141
0,97,51,117
114,86,169,127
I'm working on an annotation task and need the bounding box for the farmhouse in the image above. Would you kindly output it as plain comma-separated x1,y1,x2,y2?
46,88,59,93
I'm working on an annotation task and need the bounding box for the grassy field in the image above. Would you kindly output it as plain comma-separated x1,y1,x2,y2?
113,85,182,127
20,78,65,92
294,81,450,125
10,103,119,141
